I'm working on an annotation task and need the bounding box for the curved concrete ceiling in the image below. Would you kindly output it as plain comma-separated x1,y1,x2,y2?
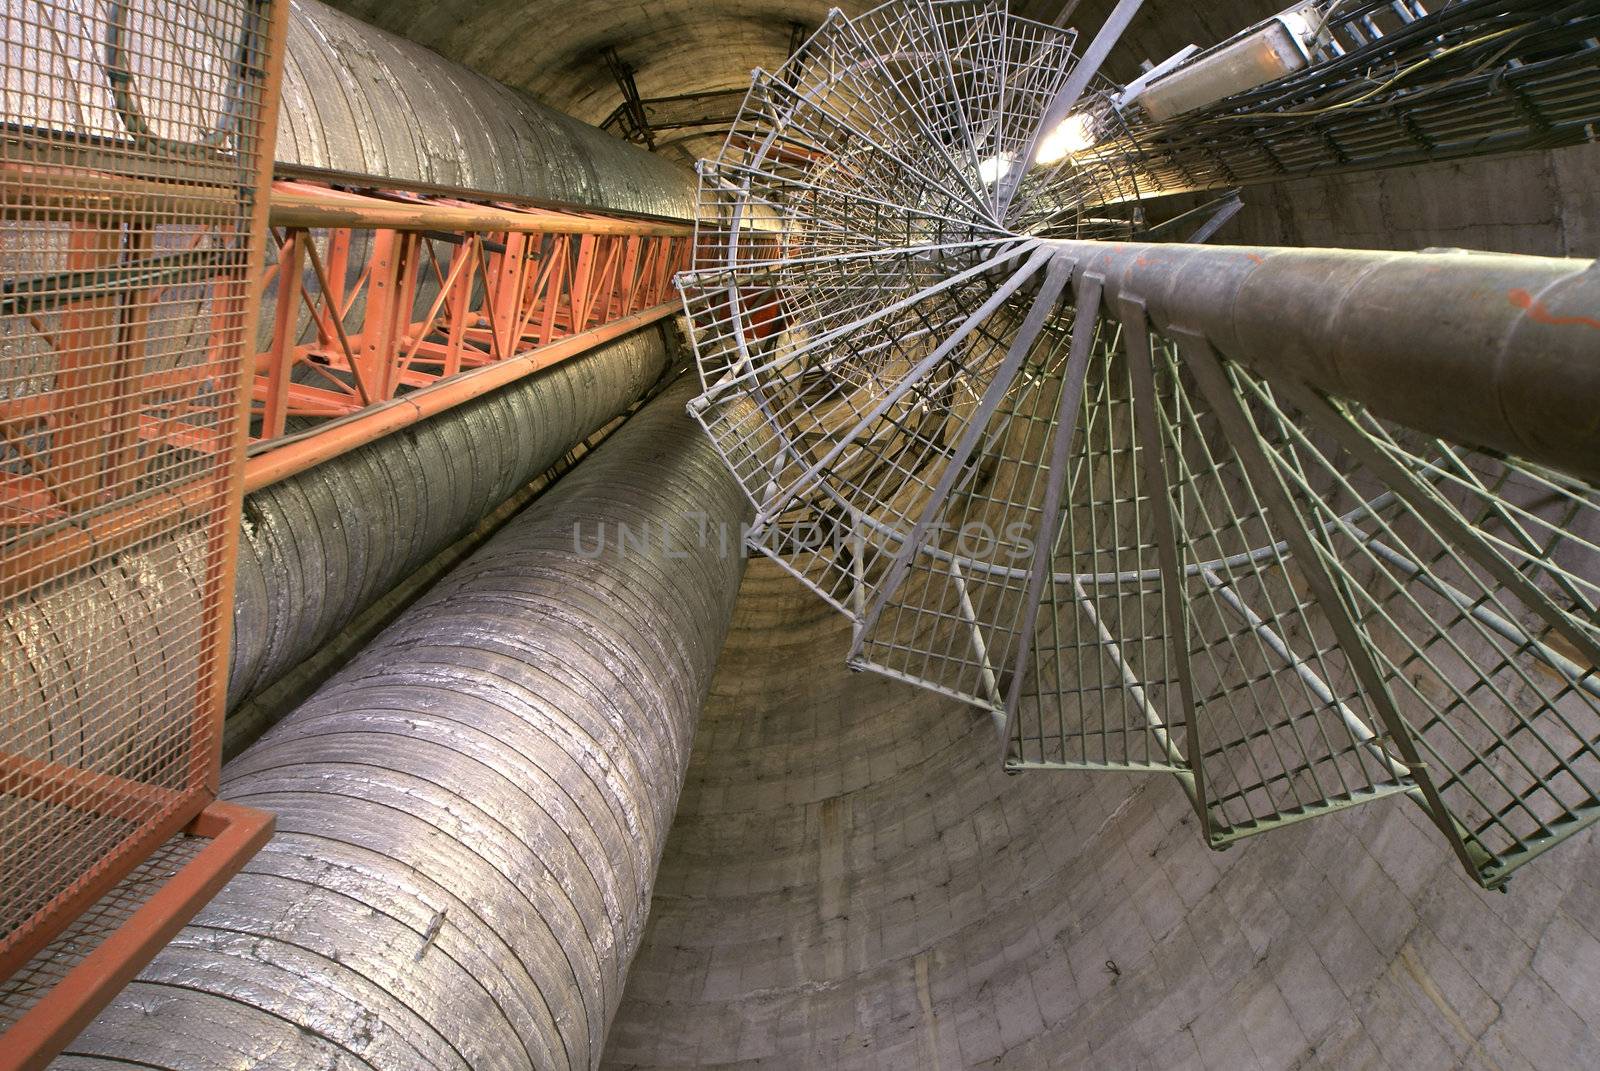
321,0,1293,166
324,0,836,164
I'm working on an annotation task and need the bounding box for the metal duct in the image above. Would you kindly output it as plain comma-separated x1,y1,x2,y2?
225,0,696,707
227,326,670,709
2,329,668,917
54,374,752,1070
2,0,695,783
278,0,694,218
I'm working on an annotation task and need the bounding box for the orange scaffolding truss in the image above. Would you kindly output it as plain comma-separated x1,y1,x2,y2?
245,180,693,486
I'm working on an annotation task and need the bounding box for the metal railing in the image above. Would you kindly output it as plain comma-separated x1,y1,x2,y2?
245,179,692,489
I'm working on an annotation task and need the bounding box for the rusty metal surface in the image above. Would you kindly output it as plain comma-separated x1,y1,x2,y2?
56,374,752,1070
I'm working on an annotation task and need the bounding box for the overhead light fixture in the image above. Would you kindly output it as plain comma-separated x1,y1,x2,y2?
1035,111,1099,165
1130,4,1317,122
978,151,1014,185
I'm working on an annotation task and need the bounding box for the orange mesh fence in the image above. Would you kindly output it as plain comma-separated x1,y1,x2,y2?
1,0,279,980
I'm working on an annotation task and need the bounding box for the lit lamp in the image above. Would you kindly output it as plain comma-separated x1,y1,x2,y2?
978,151,1015,185
1035,110,1099,164
1132,4,1321,122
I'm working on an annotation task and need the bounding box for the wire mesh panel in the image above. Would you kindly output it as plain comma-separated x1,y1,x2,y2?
682,0,1147,614
1,0,279,978
683,0,1600,889
0,830,205,1033
1013,321,1189,774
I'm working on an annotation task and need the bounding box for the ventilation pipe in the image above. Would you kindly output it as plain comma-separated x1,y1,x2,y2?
57,376,753,1070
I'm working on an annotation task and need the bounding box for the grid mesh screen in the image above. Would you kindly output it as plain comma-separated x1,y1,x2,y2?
1,0,273,970
0,830,205,1030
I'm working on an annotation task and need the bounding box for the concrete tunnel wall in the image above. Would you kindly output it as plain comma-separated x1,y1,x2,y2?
57,375,753,1071
603,558,1600,1069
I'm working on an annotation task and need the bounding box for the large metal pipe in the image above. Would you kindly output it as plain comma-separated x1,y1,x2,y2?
1050,240,1600,483
234,0,697,707
277,0,693,218
55,375,752,1070
2,0,695,767
0,328,669,900
227,325,670,709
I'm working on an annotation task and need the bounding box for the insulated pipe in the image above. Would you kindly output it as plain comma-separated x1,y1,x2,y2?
227,325,669,709
1051,240,1600,483
226,0,697,707
57,374,752,1071
3,0,698,746
0,328,668,862
277,0,693,218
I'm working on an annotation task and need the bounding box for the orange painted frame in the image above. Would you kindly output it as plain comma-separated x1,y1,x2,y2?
245,181,693,480
0,802,275,1071
0,0,288,1062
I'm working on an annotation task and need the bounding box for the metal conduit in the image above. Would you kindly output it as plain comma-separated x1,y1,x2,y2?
277,0,694,218
1,328,668,755
53,374,752,1071
227,326,669,709
1051,239,1600,484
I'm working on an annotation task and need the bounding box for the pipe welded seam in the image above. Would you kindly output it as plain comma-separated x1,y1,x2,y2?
58,376,753,1070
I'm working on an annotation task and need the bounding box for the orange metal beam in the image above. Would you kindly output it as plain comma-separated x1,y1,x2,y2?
0,160,238,221
0,753,184,827
0,801,274,1071
236,183,693,483
191,0,293,800
242,300,678,492
0,785,206,984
